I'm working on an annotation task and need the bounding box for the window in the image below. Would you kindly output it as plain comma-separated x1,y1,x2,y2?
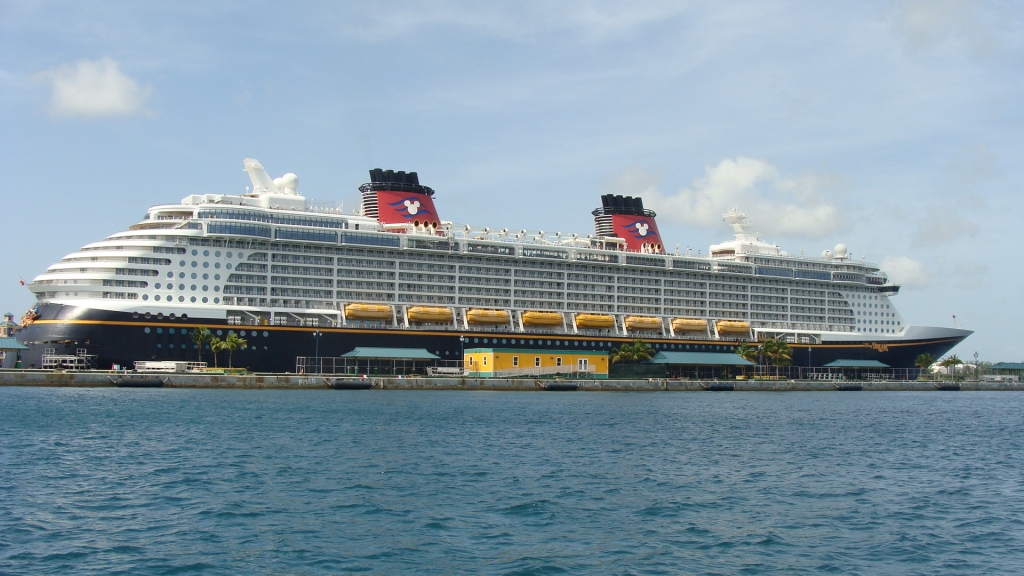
535,357,541,367
468,357,473,366
578,358,589,370
512,356,519,367
556,357,562,367
482,356,488,367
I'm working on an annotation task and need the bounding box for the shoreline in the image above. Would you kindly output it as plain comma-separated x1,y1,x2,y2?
0,370,1020,392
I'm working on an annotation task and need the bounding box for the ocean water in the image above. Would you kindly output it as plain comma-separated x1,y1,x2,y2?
2,388,1023,575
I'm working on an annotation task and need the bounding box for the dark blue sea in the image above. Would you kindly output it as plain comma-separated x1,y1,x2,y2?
2,388,1024,574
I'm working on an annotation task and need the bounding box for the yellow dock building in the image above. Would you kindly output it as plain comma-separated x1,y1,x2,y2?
464,348,609,378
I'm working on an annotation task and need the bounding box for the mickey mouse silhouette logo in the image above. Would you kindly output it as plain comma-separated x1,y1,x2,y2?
387,196,433,220
622,219,658,240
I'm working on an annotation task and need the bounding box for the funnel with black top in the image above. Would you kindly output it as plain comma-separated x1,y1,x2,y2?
592,194,664,253
359,169,440,230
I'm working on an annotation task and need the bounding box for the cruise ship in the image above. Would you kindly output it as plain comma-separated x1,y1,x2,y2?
11,159,971,372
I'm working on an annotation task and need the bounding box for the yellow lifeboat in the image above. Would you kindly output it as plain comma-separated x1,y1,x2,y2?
466,309,511,325
624,316,662,331
716,320,751,334
575,313,615,329
407,306,454,323
672,318,708,333
522,311,564,326
343,303,393,320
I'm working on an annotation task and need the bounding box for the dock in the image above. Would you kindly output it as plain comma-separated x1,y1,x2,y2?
1,370,1023,391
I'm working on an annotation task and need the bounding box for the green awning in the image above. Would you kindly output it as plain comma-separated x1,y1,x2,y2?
823,359,890,368
649,352,755,366
0,337,27,350
340,347,439,360
991,362,1024,370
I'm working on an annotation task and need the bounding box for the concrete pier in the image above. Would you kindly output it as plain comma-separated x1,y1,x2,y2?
1,370,1022,391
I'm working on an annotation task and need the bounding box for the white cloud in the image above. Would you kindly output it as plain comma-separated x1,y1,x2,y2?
881,255,932,288
893,0,996,59
36,58,150,118
944,144,999,188
634,158,843,238
953,261,987,289
911,204,978,247
320,1,691,43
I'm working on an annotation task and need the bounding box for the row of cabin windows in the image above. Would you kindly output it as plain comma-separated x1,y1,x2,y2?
468,356,565,368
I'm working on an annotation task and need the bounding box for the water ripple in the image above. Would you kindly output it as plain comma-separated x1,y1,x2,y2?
2,389,1024,574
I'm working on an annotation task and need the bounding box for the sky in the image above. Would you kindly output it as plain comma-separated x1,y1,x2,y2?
1,1,1022,360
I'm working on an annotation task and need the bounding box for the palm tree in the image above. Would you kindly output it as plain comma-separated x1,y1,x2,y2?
190,327,212,363
914,353,935,379
940,354,963,380
209,337,225,368
736,342,758,364
611,339,653,364
224,332,247,368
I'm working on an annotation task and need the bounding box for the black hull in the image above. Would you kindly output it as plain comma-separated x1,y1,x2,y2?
10,304,968,372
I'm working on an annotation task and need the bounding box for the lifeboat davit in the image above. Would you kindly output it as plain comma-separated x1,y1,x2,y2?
624,316,662,331
716,320,751,334
575,313,615,329
522,311,564,326
407,306,454,323
466,309,511,324
672,318,708,333
344,303,393,320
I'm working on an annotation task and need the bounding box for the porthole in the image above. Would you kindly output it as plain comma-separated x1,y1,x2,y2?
529,340,534,345
263,331,269,337
169,328,176,334
202,297,208,303
216,330,223,336
178,296,184,302
190,297,196,303
167,272,174,278
191,249,198,256
144,327,151,333
179,260,186,266
473,338,479,343
142,294,149,301
202,285,208,291
178,284,185,290
215,251,221,257
157,328,163,334
226,252,233,258
190,285,196,291
483,338,488,343
202,273,209,280
240,331,246,336
238,253,244,259
573,341,578,346
179,272,185,279
203,262,209,268
157,343,162,348
546,340,552,345
191,261,198,268
214,274,220,280
591,342,596,347
191,273,197,279
226,263,233,270
502,339,507,344
215,263,221,269
203,250,210,257
145,312,152,319
214,298,220,304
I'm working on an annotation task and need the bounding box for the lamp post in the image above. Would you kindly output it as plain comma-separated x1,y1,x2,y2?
974,351,979,381
459,336,466,375
313,330,322,373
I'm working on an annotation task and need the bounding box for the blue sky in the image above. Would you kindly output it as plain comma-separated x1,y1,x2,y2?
1,1,1022,359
